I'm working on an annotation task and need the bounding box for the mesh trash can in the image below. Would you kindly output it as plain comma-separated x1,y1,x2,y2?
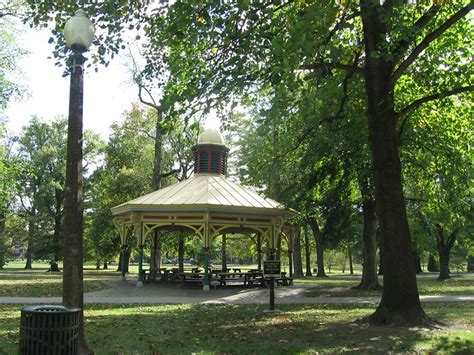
19,305,80,355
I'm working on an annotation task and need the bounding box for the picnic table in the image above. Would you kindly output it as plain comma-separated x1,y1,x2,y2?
142,268,169,283
218,271,264,287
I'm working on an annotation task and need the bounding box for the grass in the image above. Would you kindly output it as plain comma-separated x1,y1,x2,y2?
0,280,107,297
2,260,473,297
295,274,474,297
0,303,473,354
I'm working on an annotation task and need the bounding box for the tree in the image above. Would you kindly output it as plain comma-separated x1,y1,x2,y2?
0,124,22,268
25,0,473,326
143,0,472,325
87,105,155,271
13,117,102,270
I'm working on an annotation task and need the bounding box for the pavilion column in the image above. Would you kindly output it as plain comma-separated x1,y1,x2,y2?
120,245,127,281
134,215,144,287
288,250,293,279
137,245,144,287
203,247,210,291
257,233,262,271
203,216,210,291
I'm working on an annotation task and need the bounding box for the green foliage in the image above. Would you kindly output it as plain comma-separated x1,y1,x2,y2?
0,14,26,111
12,117,103,264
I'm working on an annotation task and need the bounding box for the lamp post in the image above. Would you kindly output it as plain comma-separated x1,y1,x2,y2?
63,9,94,354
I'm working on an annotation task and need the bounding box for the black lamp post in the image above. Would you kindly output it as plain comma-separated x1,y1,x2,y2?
63,9,95,352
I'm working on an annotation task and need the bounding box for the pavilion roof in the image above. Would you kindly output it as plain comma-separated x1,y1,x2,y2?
111,174,289,216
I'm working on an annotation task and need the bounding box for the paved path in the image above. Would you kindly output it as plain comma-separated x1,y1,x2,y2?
1,279,473,305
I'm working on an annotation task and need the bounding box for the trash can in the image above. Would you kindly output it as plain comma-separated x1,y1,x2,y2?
19,305,80,355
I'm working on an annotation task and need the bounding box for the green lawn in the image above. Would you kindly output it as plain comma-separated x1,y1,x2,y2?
0,303,473,354
295,274,474,297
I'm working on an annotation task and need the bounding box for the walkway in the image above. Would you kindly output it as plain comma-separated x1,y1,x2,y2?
1,279,472,305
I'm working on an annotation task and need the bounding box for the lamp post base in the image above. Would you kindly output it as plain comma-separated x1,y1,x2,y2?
202,284,210,291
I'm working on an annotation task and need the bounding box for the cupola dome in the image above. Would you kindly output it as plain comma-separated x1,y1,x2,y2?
192,129,229,175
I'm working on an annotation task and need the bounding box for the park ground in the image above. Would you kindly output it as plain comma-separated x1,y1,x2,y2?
0,261,473,354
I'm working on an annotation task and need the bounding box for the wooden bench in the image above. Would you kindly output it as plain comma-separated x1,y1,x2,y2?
275,276,293,286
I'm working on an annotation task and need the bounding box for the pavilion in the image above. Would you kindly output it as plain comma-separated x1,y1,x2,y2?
111,128,298,290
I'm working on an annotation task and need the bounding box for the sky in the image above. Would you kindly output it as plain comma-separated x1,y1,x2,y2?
4,24,221,141
4,25,139,140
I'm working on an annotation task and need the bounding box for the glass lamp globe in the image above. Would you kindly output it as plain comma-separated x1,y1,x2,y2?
64,9,95,51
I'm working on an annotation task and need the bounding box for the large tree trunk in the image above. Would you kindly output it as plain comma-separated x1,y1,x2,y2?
361,0,425,325
353,178,381,290
308,218,327,278
304,225,312,276
292,228,304,278
103,261,108,270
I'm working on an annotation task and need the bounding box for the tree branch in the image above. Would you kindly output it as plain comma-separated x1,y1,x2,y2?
389,3,473,88
397,85,474,121
392,5,441,62
301,62,365,75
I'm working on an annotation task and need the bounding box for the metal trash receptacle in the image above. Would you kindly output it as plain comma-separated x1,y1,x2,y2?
19,305,80,355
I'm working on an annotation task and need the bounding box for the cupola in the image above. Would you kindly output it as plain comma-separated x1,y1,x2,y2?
192,128,229,175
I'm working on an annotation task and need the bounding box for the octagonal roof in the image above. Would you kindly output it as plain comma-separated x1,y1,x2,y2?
111,174,289,216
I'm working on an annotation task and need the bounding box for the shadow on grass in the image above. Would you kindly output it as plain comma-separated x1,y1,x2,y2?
1,303,472,354
431,336,473,355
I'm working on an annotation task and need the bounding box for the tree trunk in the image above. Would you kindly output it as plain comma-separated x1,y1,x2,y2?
221,234,227,271
0,208,6,269
24,213,36,270
361,0,425,325
49,211,63,272
153,114,164,191
96,260,100,270
427,253,439,272
117,248,130,273
377,241,384,275
24,253,32,269
308,218,327,278
304,225,312,276
353,181,381,290
117,253,122,272
292,228,304,278
178,233,184,272
413,248,422,274
435,224,458,281
348,246,354,275
49,262,61,272
438,249,450,280
103,261,108,270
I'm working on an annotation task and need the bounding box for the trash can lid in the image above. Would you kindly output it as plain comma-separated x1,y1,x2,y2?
21,305,81,313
